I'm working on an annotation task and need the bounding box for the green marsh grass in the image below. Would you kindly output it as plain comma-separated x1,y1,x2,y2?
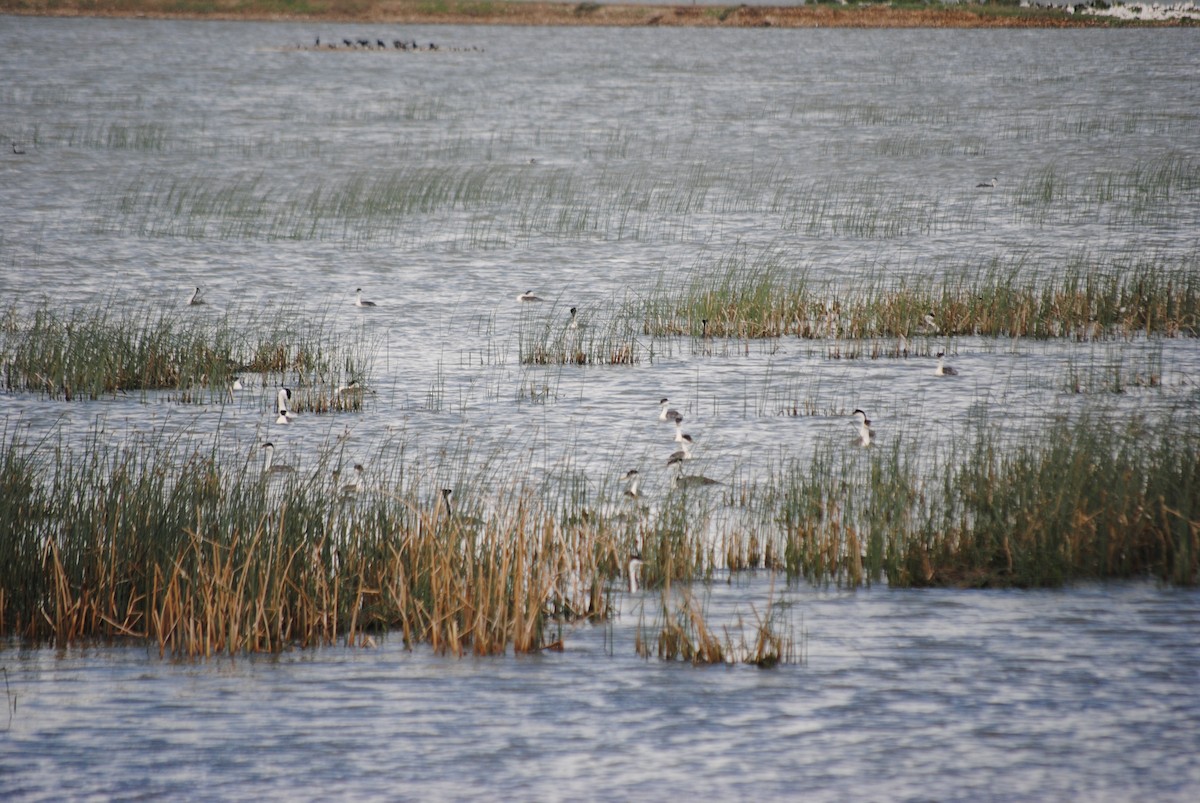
0,301,377,407
637,253,1200,342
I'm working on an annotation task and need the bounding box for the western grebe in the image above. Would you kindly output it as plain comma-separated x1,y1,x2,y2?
187,287,205,306
923,312,940,333
658,398,682,424
628,550,645,593
622,469,642,499
336,379,371,397
851,409,874,447
667,433,695,466
976,177,997,188
671,471,720,489
276,387,298,420
340,464,364,496
355,288,377,308
568,306,579,330
231,376,244,391
517,290,543,302
12,143,25,155
275,409,291,425
261,442,295,474
935,351,959,376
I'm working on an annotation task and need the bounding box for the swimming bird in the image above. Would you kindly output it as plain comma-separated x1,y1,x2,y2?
187,287,205,306
568,306,579,330
935,351,959,376
851,409,874,447
976,177,997,188
622,469,642,499
628,550,645,593
12,143,25,155
340,464,365,497
231,376,244,391
261,442,295,474
275,409,291,425
517,290,543,302
923,312,940,333
355,288,377,308
277,387,297,420
671,471,720,489
658,398,683,424
667,432,695,467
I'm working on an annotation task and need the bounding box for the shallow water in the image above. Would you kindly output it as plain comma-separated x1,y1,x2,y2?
1,15,1200,799
4,581,1199,800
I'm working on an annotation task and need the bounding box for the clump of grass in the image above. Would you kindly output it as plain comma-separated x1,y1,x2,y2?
638,253,1200,342
518,304,643,366
766,414,1199,589
0,424,636,656
0,301,375,404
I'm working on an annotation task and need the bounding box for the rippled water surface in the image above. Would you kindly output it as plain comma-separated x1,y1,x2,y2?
2,15,1199,800
5,582,1200,800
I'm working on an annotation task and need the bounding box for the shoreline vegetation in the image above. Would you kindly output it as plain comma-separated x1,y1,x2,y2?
2,0,1194,29
2,291,1198,659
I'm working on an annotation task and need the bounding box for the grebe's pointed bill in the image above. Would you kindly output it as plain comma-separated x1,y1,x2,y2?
188,287,206,306
517,290,543,302
935,351,959,377
355,288,377,308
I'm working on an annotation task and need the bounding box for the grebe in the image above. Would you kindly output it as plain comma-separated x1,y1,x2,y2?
658,398,682,424
355,288,377,308
923,312,939,333
935,351,958,376
622,469,642,499
261,442,295,474
976,177,997,188
667,433,695,466
188,287,205,306
517,290,543,302
852,409,874,447
628,550,645,593
340,464,364,496
671,471,720,489
276,387,297,420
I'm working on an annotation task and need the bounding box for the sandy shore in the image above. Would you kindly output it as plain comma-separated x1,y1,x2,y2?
1,0,1191,28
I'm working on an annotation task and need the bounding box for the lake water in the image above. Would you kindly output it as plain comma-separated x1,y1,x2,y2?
1,15,1199,800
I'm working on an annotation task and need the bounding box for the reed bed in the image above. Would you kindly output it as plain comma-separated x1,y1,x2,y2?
0,426,630,656
1,408,1195,660
0,301,375,406
767,414,1199,588
637,253,1200,342
517,304,642,367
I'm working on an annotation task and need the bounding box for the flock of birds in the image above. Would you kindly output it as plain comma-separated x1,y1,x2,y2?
195,281,960,592
297,36,483,53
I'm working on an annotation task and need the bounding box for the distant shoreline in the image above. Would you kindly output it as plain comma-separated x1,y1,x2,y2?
2,0,1192,29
